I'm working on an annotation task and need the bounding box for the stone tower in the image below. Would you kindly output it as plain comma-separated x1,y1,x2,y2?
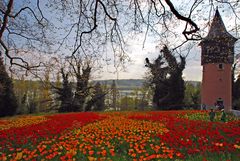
199,9,238,112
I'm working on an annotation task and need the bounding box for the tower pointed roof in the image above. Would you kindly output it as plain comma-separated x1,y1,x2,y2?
203,9,237,42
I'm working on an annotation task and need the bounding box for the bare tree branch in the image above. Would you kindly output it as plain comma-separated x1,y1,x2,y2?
0,0,13,39
165,0,200,39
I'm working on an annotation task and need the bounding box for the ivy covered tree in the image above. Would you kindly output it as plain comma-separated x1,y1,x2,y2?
0,57,18,117
145,46,185,110
67,56,92,112
74,64,91,112
54,68,74,113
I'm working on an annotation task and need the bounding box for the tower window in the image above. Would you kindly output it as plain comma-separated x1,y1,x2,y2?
218,64,224,70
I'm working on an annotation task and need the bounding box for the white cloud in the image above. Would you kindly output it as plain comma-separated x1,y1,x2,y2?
97,37,203,81
91,4,240,81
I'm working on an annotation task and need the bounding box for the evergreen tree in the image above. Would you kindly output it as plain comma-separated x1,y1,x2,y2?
85,82,106,111
0,57,18,117
92,82,105,111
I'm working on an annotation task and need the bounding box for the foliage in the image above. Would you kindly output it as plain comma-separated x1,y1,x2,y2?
178,110,240,122
39,69,53,112
14,78,41,114
119,96,136,111
130,87,151,111
13,77,28,114
72,61,92,112
183,82,201,107
0,111,240,160
145,46,186,110
233,74,240,110
110,80,119,110
27,89,39,114
54,68,74,112
91,82,106,111
0,57,18,117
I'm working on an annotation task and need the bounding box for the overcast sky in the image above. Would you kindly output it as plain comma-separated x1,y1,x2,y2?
8,1,240,81
96,39,202,81
94,8,240,81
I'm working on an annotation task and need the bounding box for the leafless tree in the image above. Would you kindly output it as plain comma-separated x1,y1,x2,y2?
49,0,239,53
1,0,239,70
0,0,51,70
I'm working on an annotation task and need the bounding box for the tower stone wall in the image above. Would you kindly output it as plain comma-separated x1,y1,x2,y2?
200,9,238,112
201,64,232,111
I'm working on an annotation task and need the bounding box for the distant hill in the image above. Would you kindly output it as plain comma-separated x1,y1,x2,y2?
92,79,145,90
14,78,200,90
92,79,201,90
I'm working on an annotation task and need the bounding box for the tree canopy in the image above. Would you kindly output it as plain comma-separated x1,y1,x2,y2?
0,0,239,70
145,46,185,110
0,57,18,116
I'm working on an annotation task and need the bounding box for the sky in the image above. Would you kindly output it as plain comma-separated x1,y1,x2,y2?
95,7,240,81
5,0,240,81
97,38,202,81
89,2,239,81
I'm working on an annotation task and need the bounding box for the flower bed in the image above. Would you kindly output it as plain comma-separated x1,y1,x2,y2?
0,111,239,161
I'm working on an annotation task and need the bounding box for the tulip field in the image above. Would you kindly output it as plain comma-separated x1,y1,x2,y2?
0,111,240,161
